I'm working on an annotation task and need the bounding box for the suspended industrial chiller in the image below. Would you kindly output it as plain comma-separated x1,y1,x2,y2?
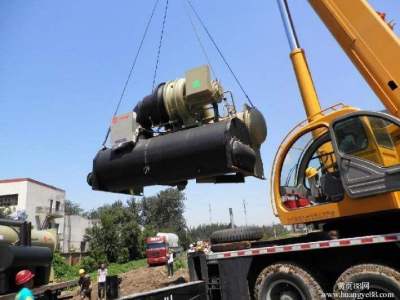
87,65,267,195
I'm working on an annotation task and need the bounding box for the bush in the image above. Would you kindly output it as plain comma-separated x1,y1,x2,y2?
174,255,187,270
89,249,108,266
80,256,97,273
52,252,70,278
52,252,80,281
117,248,129,264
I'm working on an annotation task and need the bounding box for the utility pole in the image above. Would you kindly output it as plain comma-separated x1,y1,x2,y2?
242,199,248,226
229,208,235,228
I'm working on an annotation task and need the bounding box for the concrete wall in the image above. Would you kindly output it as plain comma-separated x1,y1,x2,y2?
61,252,90,266
26,180,65,231
63,215,94,252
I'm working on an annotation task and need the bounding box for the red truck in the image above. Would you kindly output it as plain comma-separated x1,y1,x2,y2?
145,236,168,266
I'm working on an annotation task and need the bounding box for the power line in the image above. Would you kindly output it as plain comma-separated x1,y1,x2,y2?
152,0,169,90
102,0,161,146
183,1,217,78
186,0,255,108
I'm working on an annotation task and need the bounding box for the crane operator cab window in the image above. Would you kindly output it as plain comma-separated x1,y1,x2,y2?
330,112,400,198
280,127,344,210
334,115,400,167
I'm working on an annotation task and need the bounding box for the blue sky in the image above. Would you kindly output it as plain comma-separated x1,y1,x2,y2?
1,1,399,227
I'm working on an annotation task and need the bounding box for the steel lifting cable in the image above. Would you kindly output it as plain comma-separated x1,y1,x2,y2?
152,0,169,90
186,0,255,108
102,0,161,147
182,0,217,79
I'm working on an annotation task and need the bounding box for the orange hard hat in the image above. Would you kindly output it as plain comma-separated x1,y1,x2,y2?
15,270,35,285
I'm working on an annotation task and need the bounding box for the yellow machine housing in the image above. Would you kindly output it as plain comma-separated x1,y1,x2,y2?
272,106,400,225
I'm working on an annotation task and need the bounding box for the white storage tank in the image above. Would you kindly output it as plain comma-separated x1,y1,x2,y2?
156,232,179,249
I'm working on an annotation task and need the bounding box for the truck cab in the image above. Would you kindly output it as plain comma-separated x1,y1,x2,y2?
145,236,168,266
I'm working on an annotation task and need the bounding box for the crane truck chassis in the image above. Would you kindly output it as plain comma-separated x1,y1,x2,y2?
186,231,400,299
113,230,400,299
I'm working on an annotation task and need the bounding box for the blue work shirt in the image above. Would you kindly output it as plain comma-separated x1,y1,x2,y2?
15,287,34,300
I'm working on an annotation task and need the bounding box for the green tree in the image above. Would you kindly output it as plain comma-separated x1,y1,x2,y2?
85,200,143,263
140,188,188,248
141,225,157,240
140,189,185,229
118,200,143,258
64,200,84,216
86,188,188,262
83,209,100,220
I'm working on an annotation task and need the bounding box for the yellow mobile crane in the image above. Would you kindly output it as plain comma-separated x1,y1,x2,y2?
185,1,400,299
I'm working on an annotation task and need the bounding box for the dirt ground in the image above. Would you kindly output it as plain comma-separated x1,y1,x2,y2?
72,265,189,299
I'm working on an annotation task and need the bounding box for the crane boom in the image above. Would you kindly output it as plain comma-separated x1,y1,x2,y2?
309,0,400,117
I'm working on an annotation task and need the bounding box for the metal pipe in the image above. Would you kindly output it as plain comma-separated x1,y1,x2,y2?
277,0,300,50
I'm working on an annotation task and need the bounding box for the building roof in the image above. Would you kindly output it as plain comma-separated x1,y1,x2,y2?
0,178,65,193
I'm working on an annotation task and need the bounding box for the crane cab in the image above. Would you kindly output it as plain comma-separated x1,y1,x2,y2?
272,104,400,228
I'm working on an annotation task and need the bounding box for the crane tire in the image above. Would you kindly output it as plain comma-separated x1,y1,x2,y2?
333,264,400,300
210,227,263,244
254,263,326,300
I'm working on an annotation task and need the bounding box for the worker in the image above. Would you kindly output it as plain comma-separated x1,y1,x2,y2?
78,269,92,300
97,263,108,300
167,250,174,278
305,167,322,203
187,244,195,253
15,270,35,300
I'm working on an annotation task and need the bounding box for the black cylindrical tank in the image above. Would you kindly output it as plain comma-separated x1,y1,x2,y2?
133,83,169,129
89,118,256,194
0,243,53,271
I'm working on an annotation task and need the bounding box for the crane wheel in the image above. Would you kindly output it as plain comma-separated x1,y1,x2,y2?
333,264,400,299
254,263,325,300
210,227,263,244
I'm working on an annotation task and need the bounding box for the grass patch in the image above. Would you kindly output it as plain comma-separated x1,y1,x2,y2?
54,256,147,282
107,259,147,276
174,253,188,271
